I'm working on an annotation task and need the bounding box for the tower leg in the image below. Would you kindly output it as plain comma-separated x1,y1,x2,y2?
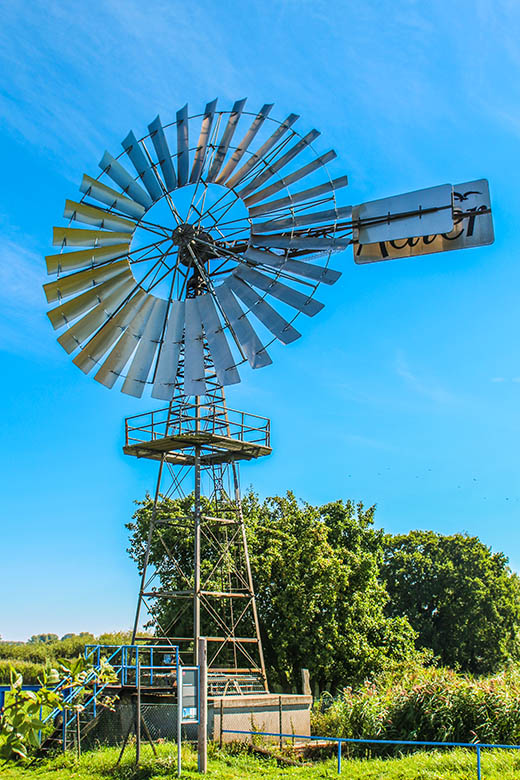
194,445,201,666
232,462,268,692
131,455,165,643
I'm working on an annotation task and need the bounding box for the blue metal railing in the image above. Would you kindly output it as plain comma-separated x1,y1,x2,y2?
41,643,180,750
84,644,178,688
221,728,520,779
42,644,126,727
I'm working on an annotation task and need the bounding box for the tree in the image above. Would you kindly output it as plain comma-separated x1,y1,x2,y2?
27,634,58,644
127,491,417,693
245,492,416,691
382,530,520,674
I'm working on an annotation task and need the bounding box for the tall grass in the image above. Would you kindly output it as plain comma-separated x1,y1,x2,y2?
312,663,520,748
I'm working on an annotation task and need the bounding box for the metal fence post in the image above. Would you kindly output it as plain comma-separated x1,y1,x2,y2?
337,740,342,774
219,698,224,749
177,648,182,778
198,637,208,774
476,745,481,780
136,662,141,766
279,696,283,750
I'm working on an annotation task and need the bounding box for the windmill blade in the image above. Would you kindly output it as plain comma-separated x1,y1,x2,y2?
244,150,337,207
64,200,136,233
206,98,247,183
252,205,352,234
225,113,300,190
279,258,341,285
238,129,321,199
152,300,185,400
216,103,274,185
190,99,217,184
225,276,301,345
243,248,341,285
233,264,324,317
73,289,147,373
176,104,189,186
95,295,156,389
148,115,177,191
79,175,145,220
242,246,285,268
121,297,168,397
248,176,349,218
196,293,240,386
47,272,133,329
44,259,132,303
183,297,205,395
251,234,351,251
99,151,153,209
122,131,163,202
46,243,130,275
214,284,271,369
53,227,131,248
57,278,135,353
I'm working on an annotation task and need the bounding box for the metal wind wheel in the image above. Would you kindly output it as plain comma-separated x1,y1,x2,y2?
44,99,348,399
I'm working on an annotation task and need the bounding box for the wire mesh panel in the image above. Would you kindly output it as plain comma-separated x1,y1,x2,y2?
78,698,183,750
214,695,309,746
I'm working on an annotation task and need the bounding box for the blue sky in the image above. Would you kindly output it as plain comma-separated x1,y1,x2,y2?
1,0,519,641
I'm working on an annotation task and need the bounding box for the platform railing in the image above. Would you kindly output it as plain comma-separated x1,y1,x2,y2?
125,402,270,448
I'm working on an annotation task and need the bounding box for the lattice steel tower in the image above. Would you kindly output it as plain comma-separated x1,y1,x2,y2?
124,385,271,693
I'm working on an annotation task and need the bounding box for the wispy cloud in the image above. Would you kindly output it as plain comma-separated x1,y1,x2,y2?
0,233,50,355
395,352,456,404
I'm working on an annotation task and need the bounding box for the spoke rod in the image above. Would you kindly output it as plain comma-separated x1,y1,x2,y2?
126,236,172,257
140,140,183,227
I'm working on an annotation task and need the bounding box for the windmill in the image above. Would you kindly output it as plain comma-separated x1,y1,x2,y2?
44,99,494,693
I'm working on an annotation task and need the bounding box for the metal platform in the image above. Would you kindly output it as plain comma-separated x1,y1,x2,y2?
123,401,271,465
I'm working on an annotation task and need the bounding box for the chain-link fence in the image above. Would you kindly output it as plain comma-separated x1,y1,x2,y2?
75,699,187,752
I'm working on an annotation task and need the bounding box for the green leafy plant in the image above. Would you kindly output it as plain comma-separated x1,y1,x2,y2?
0,665,62,761
0,656,118,762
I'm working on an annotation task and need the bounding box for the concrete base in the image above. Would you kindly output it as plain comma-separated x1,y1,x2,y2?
209,693,312,742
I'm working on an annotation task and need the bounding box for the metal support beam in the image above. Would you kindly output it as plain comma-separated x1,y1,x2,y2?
198,637,208,773
194,444,201,666
132,454,165,642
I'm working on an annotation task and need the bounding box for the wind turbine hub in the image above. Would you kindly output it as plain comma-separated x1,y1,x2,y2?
172,223,216,266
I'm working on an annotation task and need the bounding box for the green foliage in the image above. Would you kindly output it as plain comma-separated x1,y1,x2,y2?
312,662,520,748
245,492,417,692
27,634,58,644
0,656,118,762
0,665,62,760
0,633,131,685
382,530,520,674
127,490,418,692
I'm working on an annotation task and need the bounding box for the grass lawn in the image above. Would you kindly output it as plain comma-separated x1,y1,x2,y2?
3,742,520,779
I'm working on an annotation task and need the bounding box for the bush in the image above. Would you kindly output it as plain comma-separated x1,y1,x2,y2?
0,659,46,685
0,632,133,684
312,663,520,749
